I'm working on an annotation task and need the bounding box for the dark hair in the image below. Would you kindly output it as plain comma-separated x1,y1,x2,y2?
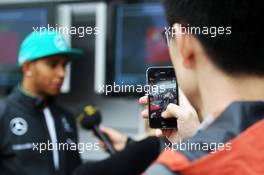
162,0,264,76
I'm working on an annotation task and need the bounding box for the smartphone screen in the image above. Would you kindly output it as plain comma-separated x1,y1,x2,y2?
147,67,178,128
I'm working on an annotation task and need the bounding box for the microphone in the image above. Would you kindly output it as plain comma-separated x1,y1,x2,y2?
78,105,116,155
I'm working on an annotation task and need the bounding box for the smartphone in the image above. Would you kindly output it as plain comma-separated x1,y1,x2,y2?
146,66,178,128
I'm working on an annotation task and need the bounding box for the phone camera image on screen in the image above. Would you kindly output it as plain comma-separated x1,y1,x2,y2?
147,67,178,128
149,78,178,118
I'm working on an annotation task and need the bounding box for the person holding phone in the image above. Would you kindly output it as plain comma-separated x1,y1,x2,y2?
75,0,264,174
140,0,264,174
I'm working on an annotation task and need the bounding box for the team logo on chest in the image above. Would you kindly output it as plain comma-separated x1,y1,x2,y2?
9,117,28,136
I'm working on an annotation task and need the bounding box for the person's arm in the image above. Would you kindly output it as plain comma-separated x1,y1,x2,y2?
74,136,162,175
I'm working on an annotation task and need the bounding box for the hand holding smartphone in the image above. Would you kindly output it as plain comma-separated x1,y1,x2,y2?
146,66,179,128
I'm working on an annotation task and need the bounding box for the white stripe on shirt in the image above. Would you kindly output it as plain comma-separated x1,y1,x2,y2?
43,107,60,170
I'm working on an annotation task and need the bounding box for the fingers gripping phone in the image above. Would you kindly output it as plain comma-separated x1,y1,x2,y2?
146,66,179,128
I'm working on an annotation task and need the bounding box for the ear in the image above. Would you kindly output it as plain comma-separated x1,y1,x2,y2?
22,61,33,77
173,23,195,69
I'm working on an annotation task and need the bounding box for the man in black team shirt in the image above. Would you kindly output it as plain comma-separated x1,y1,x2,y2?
74,0,264,174
0,30,82,175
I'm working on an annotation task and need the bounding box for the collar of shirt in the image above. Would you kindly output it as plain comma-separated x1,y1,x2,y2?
11,85,55,109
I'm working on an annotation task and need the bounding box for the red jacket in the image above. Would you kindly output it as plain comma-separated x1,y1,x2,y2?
145,101,264,175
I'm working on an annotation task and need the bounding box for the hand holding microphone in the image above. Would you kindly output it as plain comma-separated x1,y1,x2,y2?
99,126,128,152
75,105,163,175
78,105,116,155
